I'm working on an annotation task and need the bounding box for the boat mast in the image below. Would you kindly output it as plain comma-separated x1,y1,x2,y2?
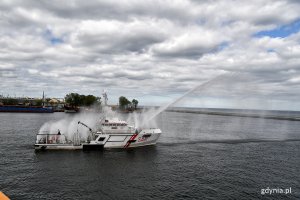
102,90,108,107
42,91,45,107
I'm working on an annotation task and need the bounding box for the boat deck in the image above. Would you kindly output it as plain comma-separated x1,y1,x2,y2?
35,144,83,150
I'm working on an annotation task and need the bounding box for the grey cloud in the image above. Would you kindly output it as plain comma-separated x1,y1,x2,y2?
24,1,196,22
75,30,164,54
152,45,220,58
69,18,172,54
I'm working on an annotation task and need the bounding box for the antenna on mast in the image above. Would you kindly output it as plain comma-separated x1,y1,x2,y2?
102,90,108,106
42,91,45,107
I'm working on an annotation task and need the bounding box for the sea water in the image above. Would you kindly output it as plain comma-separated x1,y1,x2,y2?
0,111,299,199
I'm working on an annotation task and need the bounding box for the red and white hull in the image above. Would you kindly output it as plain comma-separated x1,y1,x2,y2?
34,128,161,150
100,128,161,149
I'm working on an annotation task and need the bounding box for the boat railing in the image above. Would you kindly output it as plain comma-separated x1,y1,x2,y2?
99,129,136,134
35,133,69,144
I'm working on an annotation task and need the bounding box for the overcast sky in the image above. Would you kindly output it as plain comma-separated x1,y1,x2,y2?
1,0,300,110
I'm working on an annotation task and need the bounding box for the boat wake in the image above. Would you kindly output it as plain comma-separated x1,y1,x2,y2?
159,138,300,146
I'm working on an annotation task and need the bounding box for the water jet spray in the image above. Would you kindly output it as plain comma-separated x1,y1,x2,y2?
142,72,236,126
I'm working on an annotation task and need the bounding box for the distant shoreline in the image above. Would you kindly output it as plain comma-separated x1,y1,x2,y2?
166,109,300,121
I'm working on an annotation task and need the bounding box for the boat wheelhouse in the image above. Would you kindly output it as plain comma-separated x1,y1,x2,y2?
99,118,136,134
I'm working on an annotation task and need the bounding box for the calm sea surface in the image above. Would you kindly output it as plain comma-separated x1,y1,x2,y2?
0,111,300,199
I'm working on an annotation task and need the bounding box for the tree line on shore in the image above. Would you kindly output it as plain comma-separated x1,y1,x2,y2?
65,93,101,107
65,93,139,110
119,96,139,110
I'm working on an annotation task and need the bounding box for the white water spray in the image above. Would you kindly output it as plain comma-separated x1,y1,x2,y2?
144,72,236,124
38,112,101,141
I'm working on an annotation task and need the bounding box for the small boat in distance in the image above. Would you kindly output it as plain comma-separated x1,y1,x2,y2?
64,106,78,113
64,109,77,113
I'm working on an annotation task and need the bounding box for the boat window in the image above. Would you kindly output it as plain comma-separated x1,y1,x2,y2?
98,137,105,141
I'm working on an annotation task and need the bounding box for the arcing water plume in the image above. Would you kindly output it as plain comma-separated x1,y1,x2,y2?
144,72,236,125
152,71,300,145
